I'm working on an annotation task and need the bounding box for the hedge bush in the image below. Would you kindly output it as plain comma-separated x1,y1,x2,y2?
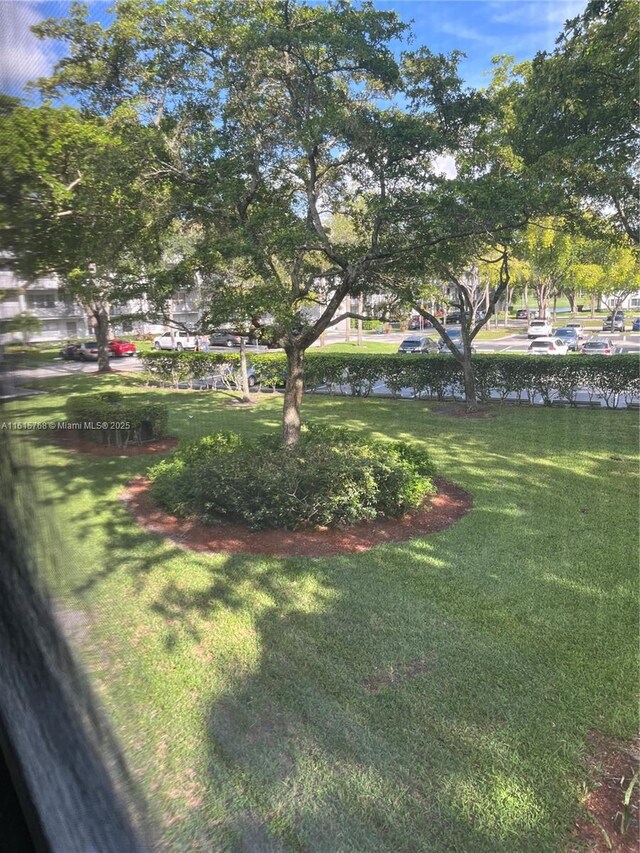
139,350,640,407
65,392,169,446
148,425,436,530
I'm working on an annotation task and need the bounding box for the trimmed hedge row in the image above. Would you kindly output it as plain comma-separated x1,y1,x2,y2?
65,392,169,446
139,351,640,408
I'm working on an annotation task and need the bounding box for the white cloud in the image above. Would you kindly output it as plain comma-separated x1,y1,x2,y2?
432,154,457,179
439,21,497,44
0,2,57,96
489,0,585,26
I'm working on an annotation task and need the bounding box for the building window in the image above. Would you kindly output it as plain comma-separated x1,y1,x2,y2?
65,321,78,337
629,297,640,308
26,291,57,309
122,321,133,333
41,320,60,332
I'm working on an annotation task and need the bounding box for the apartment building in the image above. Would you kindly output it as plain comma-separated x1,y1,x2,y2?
0,267,203,344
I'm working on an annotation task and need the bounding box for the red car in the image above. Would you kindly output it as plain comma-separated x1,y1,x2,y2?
108,339,137,357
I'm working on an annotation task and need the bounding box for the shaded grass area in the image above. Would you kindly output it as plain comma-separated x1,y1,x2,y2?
4,375,638,851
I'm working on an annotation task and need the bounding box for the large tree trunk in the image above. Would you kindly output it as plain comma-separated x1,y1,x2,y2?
283,346,304,447
94,308,112,373
461,354,478,412
239,336,250,403
503,284,511,327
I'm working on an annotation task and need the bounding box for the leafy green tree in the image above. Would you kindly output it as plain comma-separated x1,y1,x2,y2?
0,104,169,371
596,244,640,318
382,50,537,409
514,220,573,319
32,0,526,438
516,0,638,242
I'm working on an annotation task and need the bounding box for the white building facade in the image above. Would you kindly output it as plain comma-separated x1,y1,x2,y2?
0,266,202,344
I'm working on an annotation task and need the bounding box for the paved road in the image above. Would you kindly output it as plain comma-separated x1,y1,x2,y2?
2,329,638,393
317,327,640,354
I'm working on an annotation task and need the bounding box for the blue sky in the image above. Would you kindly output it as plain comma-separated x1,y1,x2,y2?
1,0,587,99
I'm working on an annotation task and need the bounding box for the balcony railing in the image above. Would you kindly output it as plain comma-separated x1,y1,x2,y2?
24,303,86,318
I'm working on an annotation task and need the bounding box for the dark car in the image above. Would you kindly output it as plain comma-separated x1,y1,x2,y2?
445,311,462,324
580,338,615,355
398,335,438,354
632,317,640,332
59,342,82,360
407,316,432,330
602,312,625,332
208,331,270,348
515,308,538,320
209,331,243,348
552,327,581,351
437,330,476,355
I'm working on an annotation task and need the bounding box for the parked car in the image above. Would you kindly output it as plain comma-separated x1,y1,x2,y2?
580,338,615,355
631,317,640,332
444,311,462,324
398,335,439,354
516,308,538,320
76,341,99,361
527,318,553,338
209,331,243,348
153,331,197,351
107,339,137,357
59,342,82,360
528,337,569,356
602,312,625,332
437,329,476,355
407,316,432,330
565,321,586,338
552,327,581,351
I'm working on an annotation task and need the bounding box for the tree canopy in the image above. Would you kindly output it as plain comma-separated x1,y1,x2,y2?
515,0,639,242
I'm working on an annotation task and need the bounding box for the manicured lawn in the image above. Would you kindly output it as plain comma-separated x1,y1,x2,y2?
6,376,638,851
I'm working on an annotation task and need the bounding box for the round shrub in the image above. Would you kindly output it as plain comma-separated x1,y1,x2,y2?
147,425,436,530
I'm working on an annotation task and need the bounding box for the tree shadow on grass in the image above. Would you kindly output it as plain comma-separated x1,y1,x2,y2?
20,396,637,850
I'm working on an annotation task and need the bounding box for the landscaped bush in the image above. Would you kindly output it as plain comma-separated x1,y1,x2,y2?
148,425,436,530
65,392,169,446
139,350,640,407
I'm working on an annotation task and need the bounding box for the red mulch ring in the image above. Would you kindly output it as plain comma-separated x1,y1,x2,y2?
45,429,178,456
571,732,640,853
120,477,473,557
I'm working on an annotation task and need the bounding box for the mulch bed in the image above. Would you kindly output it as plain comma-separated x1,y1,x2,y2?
121,477,473,557
46,429,178,456
571,732,640,853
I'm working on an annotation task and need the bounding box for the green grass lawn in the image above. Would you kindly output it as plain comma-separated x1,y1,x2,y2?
5,376,638,851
